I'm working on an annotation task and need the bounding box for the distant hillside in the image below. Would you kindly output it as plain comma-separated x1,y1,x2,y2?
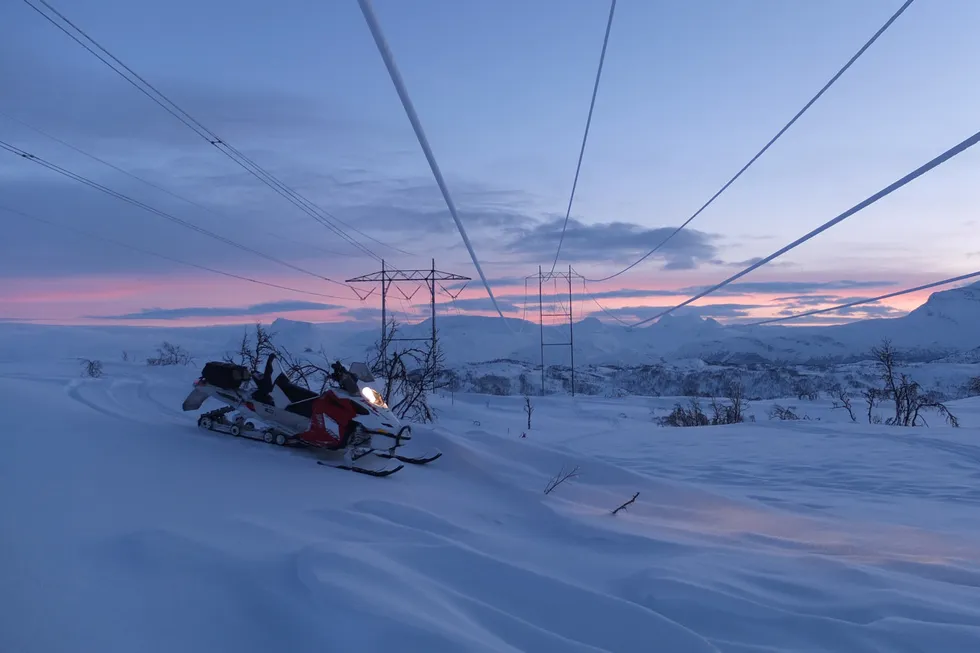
2,281,978,372
311,280,980,367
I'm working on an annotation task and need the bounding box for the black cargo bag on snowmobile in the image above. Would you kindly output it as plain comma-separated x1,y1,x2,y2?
200,361,249,390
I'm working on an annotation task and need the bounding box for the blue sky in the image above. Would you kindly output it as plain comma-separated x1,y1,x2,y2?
1,0,978,326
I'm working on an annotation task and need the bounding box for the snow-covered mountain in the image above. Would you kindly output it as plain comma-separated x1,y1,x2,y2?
314,280,980,367
691,281,980,365
2,282,977,394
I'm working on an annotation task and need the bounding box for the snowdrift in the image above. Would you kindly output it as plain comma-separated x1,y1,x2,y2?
3,333,980,651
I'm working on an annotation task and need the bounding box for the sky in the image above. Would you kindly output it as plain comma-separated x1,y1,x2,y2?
2,0,979,329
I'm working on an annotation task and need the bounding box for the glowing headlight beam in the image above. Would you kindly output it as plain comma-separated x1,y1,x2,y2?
360,386,387,408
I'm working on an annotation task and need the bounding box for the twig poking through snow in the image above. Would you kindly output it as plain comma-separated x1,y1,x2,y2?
612,492,640,515
544,465,580,495
523,394,534,429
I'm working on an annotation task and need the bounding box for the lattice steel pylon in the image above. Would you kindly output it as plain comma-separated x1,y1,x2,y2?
528,265,582,396
346,259,470,365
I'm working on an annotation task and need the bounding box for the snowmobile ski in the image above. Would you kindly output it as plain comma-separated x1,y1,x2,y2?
374,448,443,465
316,458,404,477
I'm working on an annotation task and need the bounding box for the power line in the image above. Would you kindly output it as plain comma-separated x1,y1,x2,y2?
586,0,917,283
550,0,617,274
355,0,510,324
22,0,385,261
0,110,365,259
577,274,632,327
0,204,352,300
22,0,414,261
0,139,355,292
630,127,980,328
746,271,980,326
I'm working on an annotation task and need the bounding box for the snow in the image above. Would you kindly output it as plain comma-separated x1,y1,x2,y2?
344,280,980,366
3,327,980,652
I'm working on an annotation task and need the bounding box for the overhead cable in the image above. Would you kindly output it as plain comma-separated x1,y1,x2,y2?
0,204,352,300
22,0,414,260
587,0,917,283
355,0,510,323
747,270,980,326
0,110,365,259
630,127,980,328
550,0,617,274
577,275,633,327
0,139,355,292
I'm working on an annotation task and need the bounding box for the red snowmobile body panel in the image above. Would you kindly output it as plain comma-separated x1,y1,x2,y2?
296,391,360,449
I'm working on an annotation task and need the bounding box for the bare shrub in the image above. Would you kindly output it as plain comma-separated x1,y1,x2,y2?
658,382,749,427
657,398,710,427
79,358,103,378
146,342,193,366
768,404,800,421
543,465,579,495
967,376,980,397
523,394,534,429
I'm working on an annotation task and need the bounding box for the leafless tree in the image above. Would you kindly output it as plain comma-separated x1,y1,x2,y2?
367,318,444,423
871,340,902,424
862,387,882,424
220,324,343,394
828,383,857,422
224,323,276,375
146,341,193,366
723,378,748,423
274,345,336,393
794,377,818,401
891,374,958,427
523,394,534,429
544,465,579,495
121,351,129,362
79,358,103,378
869,339,958,427
708,379,748,425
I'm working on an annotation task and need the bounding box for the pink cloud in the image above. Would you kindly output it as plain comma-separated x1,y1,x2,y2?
0,267,962,328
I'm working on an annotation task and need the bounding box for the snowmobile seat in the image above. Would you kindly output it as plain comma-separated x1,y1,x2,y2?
284,400,314,419
274,374,319,404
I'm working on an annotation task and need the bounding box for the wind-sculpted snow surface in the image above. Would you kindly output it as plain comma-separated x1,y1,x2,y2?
3,356,980,652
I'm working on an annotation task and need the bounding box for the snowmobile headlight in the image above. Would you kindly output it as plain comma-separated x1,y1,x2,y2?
360,386,387,408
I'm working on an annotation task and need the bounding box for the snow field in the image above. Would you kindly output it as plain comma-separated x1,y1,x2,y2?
2,357,980,652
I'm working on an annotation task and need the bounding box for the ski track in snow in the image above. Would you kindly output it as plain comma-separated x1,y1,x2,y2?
3,360,980,652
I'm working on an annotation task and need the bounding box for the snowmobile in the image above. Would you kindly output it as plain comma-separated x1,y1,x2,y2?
181,354,440,476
